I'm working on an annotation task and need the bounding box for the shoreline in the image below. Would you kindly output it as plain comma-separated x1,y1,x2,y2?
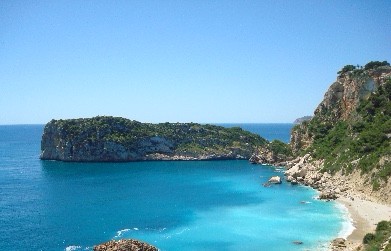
274,154,391,250
335,195,391,249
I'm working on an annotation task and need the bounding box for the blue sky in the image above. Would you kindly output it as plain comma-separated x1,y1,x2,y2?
1,1,390,124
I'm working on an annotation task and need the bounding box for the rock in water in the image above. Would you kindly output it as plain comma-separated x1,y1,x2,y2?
268,176,282,184
94,239,158,251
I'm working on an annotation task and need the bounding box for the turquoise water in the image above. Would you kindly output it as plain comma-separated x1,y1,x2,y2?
0,125,346,251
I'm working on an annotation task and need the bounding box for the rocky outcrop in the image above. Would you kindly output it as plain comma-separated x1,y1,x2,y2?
315,66,391,123
284,155,341,200
283,154,391,204
330,238,348,251
249,143,292,166
285,63,391,204
268,176,282,184
290,122,313,154
291,65,391,153
94,239,157,251
40,116,268,162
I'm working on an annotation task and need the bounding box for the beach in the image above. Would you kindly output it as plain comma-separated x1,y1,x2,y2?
336,195,391,249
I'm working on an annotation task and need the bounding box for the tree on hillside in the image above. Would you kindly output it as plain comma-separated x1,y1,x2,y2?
338,65,356,74
364,61,390,70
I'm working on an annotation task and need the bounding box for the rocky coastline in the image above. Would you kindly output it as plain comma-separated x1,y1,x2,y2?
283,154,391,204
280,154,391,250
251,63,391,250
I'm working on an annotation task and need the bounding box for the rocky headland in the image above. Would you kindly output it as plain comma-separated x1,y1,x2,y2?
286,62,391,204
40,117,269,162
251,61,391,250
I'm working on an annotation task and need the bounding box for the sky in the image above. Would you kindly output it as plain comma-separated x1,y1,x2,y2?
1,1,390,124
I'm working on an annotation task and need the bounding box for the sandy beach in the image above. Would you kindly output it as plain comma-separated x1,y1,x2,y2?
336,195,391,249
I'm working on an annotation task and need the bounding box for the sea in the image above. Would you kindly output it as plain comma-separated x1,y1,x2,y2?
0,124,352,251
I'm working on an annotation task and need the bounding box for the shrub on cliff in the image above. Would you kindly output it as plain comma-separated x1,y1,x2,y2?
269,140,292,156
338,64,357,74
362,220,391,250
363,233,375,244
364,60,390,70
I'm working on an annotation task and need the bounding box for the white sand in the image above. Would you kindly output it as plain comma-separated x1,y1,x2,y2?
337,195,391,245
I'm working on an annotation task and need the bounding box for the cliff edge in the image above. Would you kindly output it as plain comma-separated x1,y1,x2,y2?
287,61,391,204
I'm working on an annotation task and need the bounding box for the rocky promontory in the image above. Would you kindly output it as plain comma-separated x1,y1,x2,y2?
287,62,391,204
94,239,157,251
40,116,268,162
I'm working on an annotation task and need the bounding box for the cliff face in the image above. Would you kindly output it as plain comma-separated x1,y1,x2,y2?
291,65,391,153
287,62,391,200
40,116,268,162
314,66,390,122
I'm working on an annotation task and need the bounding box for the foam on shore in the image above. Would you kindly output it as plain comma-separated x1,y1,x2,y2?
334,201,355,239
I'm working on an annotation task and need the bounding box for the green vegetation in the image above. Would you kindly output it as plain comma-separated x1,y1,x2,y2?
338,64,357,74
269,140,292,156
364,61,390,70
48,116,269,157
363,221,391,250
337,61,389,75
300,78,391,186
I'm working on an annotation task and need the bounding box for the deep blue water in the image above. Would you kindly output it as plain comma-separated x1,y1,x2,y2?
0,124,346,251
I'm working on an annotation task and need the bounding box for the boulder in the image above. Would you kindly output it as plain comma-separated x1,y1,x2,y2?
330,238,347,250
285,163,307,179
319,191,338,200
94,239,158,251
268,176,282,184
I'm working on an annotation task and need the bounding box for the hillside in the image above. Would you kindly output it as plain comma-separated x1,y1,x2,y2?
40,116,268,161
289,61,391,202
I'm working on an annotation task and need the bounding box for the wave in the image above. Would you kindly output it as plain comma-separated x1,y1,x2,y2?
334,202,355,238
115,228,131,238
65,246,81,251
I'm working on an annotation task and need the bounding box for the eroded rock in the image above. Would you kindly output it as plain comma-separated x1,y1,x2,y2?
94,239,158,251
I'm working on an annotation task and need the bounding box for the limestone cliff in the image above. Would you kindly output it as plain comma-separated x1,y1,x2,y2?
40,116,268,162
291,64,391,153
286,61,391,202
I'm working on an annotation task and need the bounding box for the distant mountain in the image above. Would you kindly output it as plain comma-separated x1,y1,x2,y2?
293,116,313,124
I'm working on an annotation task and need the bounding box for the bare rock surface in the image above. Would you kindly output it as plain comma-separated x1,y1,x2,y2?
94,239,158,251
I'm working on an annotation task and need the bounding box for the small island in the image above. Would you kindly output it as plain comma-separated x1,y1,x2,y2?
40,117,269,162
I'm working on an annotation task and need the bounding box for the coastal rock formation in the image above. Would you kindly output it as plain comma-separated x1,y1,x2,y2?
286,63,391,204
291,64,391,154
40,117,268,162
249,141,292,166
330,238,348,251
94,239,157,251
290,122,312,154
268,176,282,184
